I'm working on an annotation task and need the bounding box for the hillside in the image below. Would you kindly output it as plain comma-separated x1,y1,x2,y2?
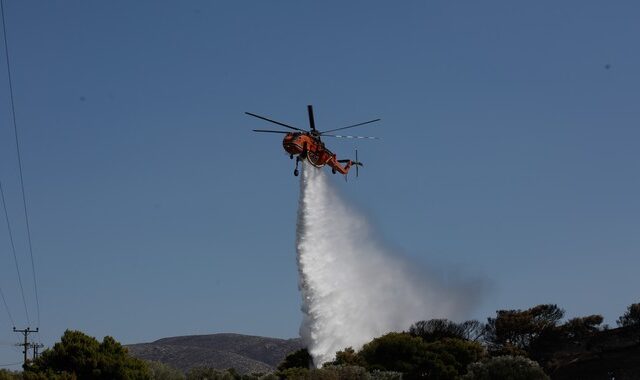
548,326,640,380
126,333,304,374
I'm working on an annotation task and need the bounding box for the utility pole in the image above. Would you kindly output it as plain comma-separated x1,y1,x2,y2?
31,342,44,361
13,327,38,367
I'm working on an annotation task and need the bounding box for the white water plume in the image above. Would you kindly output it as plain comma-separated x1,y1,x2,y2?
296,163,480,366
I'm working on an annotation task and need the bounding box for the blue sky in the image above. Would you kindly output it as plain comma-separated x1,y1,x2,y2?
1,0,639,368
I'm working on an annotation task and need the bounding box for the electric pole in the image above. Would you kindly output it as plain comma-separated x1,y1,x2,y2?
13,327,38,367
31,342,44,361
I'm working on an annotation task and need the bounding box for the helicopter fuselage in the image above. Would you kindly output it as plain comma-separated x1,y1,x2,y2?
283,132,353,174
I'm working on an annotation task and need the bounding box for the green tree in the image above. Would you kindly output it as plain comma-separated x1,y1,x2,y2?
146,361,185,380
616,302,640,327
328,347,365,367
425,338,485,376
357,332,484,380
0,369,20,380
409,319,485,342
561,315,604,340
277,348,312,371
308,365,369,380
185,367,237,380
358,333,432,378
461,355,549,380
485,304,564,356
27,330,150,380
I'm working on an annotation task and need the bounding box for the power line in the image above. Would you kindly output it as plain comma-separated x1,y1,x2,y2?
0,181,29,326
0,286,15,327
0,0,40,328
0,361,21,367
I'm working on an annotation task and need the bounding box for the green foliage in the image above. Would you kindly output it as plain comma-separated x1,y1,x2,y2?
27,329,150,380
356,332,485,379
185,368,277,380
146,361,185,380
185,367,239,380
369,371,403,380
307,365,369,380
425,338,485,375
277,348,312,371
358,332,431,378
277,365,400,380
409,319,485,342
461,355,549,380
561,315,604,340
22,370,77,380
241,373,277,380
327,347,365,367
275,367,308,379
485,304,564,356
616,302,640,327
0,369,20,380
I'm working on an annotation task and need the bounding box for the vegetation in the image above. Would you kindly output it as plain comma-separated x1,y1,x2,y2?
461,356,549,380
25,330,150,380
484,304,564,357
277,349,312,371
2,301,638,379
328,332,485,379
616,302,640,327
147,361,185,380
409,319,485,342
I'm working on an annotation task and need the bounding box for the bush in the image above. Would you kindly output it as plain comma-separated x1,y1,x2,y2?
462,356,549,380
277,349,312,371
27,330,150,380
616,303,640,327
146,361,185,380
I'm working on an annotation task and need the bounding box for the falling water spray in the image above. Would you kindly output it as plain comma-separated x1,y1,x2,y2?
296,163,478,366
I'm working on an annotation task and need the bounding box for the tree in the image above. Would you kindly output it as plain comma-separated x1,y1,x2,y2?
357,332,485,380
409,319,485,342
185,367,238,380
27,330,150,380
328,347,366,367
616,303,640,327
461,356,549,380
485,304,564,356
0,370,20,380
424,338,485,376
277,348,312,371
561,315,604,340
146,361,185,380
358,333,433,378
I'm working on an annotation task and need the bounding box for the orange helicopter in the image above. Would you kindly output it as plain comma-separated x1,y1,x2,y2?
248,105,380,177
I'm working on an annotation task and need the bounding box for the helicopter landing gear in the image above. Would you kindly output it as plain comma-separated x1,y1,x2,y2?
290,154,294,159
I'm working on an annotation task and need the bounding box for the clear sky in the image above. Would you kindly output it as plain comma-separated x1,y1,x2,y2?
1,0,639,368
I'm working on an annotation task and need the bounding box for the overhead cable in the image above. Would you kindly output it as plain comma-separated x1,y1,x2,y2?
0,0,40,328
0,181,30,326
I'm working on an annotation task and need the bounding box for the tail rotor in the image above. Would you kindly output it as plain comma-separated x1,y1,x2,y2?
353,149,363,178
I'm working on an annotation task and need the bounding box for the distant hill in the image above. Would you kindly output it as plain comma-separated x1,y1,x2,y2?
126,333,304,374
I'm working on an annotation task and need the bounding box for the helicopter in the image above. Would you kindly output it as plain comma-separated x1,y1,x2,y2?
247,105,380,177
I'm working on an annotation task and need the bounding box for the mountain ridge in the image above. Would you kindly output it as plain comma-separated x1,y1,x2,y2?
126,333,305,374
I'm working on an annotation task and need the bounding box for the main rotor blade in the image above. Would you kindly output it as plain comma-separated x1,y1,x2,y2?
252,129,291,134
245,112,305,132
307,105,316,131
322,134,379,139
321,118,381,134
